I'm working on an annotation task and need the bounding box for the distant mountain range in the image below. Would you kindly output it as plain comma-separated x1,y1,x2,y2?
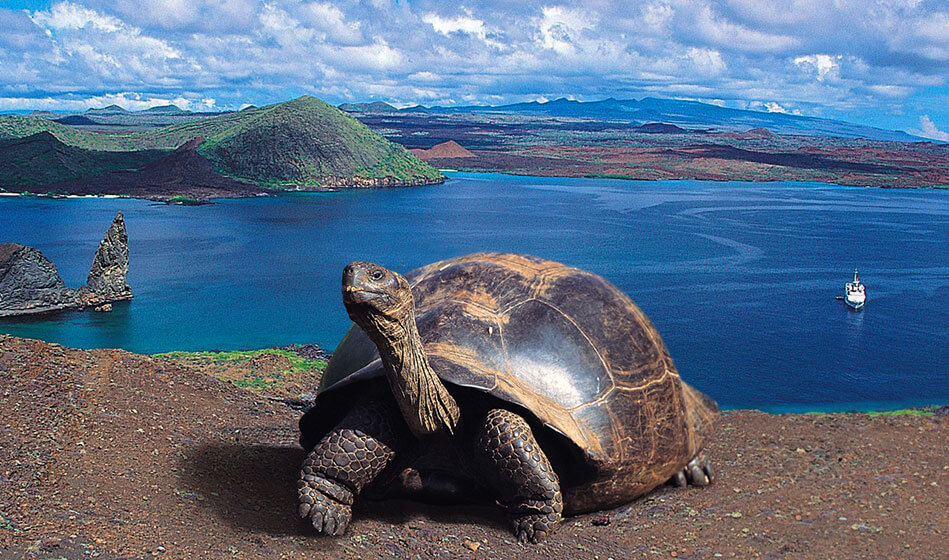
84,104,187,115
339,102,398,113
86,104,128,114
402,97,922,143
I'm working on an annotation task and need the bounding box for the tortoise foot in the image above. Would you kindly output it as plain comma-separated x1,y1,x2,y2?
511,509,560,544
671,456,712,487
298,474,353,536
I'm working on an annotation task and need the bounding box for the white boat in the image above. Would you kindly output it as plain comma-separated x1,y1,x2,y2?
844,269,866,310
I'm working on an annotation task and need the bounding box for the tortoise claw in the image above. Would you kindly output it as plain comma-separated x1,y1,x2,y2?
298,475,353,536
512,513,554,544
670,455,713,488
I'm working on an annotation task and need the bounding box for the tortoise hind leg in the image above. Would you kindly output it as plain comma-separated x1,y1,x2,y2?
475,409,563,543
298,396,404,535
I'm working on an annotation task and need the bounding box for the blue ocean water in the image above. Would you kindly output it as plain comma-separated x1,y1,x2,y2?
1,173,947,412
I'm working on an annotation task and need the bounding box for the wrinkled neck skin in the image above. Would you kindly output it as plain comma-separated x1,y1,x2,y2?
362,304,461,438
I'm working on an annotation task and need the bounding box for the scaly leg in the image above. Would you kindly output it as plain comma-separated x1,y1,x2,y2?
476,408,563,543
298,397,403,535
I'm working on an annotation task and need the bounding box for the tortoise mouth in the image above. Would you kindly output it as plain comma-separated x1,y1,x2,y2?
343,286,387,307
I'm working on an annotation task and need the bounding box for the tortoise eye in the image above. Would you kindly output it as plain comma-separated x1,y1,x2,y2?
370,269,385,281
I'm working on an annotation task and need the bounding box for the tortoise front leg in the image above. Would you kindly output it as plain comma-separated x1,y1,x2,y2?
476,408,563,543
298,397,403,535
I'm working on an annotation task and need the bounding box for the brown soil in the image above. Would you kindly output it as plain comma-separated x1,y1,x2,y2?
1,335,946,559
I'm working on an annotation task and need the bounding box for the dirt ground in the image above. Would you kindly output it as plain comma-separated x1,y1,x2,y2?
0,334,945,559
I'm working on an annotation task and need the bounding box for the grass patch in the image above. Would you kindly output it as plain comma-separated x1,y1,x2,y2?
167,195,202,204
155,348,326,390
866,408,935,417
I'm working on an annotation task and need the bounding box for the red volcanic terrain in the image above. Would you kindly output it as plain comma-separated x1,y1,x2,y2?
359,112,949,188
409,140,476,160
1,335,946,560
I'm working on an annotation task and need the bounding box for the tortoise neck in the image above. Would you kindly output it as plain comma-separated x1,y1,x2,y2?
377,312,460,438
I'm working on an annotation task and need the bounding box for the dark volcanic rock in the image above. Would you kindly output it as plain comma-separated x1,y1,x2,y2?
0,243,76,317
1,212,132,317
82,212,132,302
54,115,100,126
283,343,332,361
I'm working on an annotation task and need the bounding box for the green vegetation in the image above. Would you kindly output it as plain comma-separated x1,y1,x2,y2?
0,512,13,531
196,96,442,185
866,408,935,417
0,96,442,190
167,195,201,204
0,132,166,187
154,348,326,390
805,407,938,417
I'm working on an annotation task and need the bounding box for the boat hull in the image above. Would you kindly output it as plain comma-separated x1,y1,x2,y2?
845,298,865,310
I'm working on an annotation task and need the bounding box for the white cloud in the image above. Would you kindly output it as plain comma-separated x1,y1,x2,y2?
794,54,841,81
916,115,949,141
642,3,674,31
687,47,726,75
424,13,485,38
337,41,404,72
692,5,798,52
866,84,911,98
0,0,942,133
31,2,122,32
0,92,214,112
750,100,802,115
537,5,596,55
28,1,184,86
300,2,363,44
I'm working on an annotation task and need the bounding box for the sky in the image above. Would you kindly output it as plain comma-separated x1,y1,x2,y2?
0,1,947,139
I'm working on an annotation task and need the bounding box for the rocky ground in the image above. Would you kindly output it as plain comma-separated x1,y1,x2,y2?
0,334,945,559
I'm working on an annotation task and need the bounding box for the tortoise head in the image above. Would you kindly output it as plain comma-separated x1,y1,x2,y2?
341,260,461,437
342,261,414,339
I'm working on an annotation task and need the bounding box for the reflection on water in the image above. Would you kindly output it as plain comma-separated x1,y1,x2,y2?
1,174,947,412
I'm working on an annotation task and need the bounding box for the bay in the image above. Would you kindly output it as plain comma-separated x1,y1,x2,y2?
1,173,946,412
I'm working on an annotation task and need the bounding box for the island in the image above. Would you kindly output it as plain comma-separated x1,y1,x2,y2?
0,96,444,202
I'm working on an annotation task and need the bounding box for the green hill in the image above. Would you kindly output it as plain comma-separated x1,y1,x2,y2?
0,96,442,190
0,132,165,188
197,96,441,186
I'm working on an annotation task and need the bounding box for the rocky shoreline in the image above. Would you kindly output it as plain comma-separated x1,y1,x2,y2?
0,335,945,559
1,173,447,203
0,212,131,317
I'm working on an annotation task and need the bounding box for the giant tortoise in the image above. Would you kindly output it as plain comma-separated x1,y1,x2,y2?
298,253,719,543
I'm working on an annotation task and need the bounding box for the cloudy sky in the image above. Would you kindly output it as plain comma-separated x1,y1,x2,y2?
1,0,947,139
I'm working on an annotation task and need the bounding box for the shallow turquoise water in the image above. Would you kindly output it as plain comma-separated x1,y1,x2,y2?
1,173,947,412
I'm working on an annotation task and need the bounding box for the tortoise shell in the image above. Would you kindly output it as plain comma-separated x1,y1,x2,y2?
305,253,718,512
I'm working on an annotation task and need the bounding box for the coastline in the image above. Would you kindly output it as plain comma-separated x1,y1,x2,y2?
0,174,446,204
1,170,943,204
